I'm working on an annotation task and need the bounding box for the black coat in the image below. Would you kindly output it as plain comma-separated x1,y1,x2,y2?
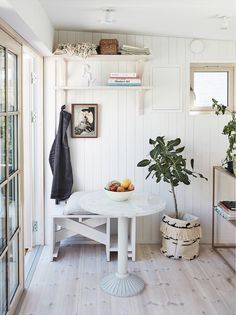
49,105,73,203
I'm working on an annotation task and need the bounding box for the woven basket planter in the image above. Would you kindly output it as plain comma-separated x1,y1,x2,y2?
160,213,202,260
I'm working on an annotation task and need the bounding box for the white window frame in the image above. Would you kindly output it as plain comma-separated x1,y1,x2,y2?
0,28,23,315
190,63,234,112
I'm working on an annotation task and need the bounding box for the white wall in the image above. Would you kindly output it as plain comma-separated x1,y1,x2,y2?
44,30,236,244
0,0,54,54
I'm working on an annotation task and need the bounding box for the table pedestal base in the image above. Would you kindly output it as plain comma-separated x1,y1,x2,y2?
101,272,145,297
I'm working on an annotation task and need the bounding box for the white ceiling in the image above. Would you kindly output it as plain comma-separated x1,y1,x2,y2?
39,0,236,41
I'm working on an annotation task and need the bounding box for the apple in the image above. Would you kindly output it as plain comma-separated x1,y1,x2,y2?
128,183,134,191
110,184,119,191
106,180,120,190
117,186,125,192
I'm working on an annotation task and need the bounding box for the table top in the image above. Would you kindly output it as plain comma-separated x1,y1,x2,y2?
79,191,166,218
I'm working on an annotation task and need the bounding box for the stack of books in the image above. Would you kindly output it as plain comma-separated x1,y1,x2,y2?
108,73,141,87
215,201,236,220
119,45,150,55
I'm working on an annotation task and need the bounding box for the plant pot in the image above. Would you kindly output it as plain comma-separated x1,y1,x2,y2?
160,213,202,260
233,155,236,176
225,161,234,174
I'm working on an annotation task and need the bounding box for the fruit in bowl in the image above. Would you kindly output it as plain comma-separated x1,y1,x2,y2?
104,179,135,201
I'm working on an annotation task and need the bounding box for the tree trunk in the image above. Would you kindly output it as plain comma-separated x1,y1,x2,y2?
170,182,178,219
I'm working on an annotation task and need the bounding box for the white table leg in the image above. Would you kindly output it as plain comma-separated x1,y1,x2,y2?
117,216,128,276
100,217,144,297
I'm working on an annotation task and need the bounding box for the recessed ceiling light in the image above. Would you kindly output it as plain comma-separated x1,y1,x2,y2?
100,8,116,24
215,15,230,30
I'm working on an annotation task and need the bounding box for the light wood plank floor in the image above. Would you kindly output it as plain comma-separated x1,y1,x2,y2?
19,245,236,315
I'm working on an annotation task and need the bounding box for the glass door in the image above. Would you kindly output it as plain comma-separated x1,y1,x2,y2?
0,29,23,315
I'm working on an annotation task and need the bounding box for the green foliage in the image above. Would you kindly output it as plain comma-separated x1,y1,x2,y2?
137,136,207,218
212,98,236,162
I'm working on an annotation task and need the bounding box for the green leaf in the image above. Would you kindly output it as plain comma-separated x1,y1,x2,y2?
148,164,156,172
167,138,181,150
198,173,208,180
155,160,163,175
172,178,179,186
190,158,194,169
156,136,165,145
184,168,193,175
150,148,158,159
182,174,190,185
149,138,156,145
175,146,185,153
212,98,217,104
156,175,161,183
137,159,150,167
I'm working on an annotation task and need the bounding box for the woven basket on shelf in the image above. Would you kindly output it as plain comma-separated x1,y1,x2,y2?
99,39,118,55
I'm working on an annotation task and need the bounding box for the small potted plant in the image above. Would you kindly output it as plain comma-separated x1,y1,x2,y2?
212,98,236,175
137,136,207,260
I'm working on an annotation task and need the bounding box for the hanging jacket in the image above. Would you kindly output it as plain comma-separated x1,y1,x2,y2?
49,105,73,203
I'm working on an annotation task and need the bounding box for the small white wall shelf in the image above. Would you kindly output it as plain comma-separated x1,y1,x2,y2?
53,54,151,62
54,85,152,90
54,54,152,114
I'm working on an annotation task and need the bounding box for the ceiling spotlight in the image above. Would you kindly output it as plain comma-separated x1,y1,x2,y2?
100,8,116,24
215,15,230,30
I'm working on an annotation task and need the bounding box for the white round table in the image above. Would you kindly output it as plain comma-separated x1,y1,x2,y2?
79,191,166,297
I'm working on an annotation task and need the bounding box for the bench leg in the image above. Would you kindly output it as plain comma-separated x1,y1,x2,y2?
106,218,111,262
50,217,55,261
51,217,61,261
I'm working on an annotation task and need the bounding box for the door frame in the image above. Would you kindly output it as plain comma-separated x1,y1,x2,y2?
23,45,44,249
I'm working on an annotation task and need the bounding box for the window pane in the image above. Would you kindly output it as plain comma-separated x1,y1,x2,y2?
0,117,6,182
8,52,17,112
9,234,19,301
8,176,18,238
0,186,6,255
0,46,5,112
8,115,18,175
0,254,7,315
194,72,228,107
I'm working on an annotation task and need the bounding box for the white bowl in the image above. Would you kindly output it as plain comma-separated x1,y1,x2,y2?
104,189,134,202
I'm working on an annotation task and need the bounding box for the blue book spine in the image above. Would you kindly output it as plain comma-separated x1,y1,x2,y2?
215,206,236,220
108,83,141,86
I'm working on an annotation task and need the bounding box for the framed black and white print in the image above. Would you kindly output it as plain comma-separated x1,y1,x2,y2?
71,104,98,138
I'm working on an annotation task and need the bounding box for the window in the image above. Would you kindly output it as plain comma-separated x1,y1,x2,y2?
0,29,22,315
190,64,234,112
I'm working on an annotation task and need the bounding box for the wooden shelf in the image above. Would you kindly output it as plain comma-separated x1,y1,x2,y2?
53,54,151,62
212,166,236,272
54,85,152,91
213,165,235,178
213,207,236,227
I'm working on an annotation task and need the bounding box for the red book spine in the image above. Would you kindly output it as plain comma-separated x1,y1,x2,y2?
218,202,235,214
110,76,139,79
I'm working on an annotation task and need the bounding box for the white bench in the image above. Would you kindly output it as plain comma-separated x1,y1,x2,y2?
51,195,136,262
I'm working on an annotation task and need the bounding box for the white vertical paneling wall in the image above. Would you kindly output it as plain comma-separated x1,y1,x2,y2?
44,31,236,244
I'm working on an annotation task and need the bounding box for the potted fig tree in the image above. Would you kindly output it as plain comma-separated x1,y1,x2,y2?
137,136,207,260
212,98,236,175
